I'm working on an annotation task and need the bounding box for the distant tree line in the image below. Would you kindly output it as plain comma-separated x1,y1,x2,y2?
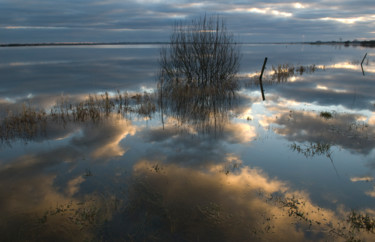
310,40,375,47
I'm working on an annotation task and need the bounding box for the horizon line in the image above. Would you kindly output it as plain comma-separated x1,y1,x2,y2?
1,40,373,48
0,41,303,47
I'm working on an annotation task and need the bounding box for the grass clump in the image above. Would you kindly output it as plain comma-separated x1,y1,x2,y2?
0,104,47,143
320,111,333,119
0,90,157,143
347,210,375,233
290,142,333,161
249,64,321,86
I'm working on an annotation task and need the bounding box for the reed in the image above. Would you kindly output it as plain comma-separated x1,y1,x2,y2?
0,104,47,142
0,90,157,143
248,64,321,86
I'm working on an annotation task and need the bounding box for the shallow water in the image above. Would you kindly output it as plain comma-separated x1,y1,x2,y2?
1,44,375,241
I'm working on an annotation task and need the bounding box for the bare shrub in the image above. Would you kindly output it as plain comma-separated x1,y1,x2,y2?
158,15,240,103
158,15,240,132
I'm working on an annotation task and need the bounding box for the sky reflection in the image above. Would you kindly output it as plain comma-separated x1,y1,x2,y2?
1,44,375,240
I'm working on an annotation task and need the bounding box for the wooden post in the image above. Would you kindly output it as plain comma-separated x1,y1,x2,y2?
160,73,165,130
361,53,367,76
361,53,367,66
259,57,267,101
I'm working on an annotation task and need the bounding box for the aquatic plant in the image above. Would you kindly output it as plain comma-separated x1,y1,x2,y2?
0,90,157,143
290,142,333,161
274,195,375,241
248,64,321,86
0,104,47,143
320,111,333,119
135,92,156,118
271,63,295,83
84,168,93,177
347,210,375,233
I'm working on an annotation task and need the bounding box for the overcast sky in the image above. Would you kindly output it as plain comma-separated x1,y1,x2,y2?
0,0,374,43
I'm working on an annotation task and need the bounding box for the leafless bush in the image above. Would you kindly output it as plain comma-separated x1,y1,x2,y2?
158,15,240,103
158,15,240,132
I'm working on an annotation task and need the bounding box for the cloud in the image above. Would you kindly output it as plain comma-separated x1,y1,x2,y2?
222,122,257,143
65,175,86,196
365,187,375,197
1,0,374,43
260,107,375,155
0,154,92,240
227,7,293,18
115,159,374,241
320,17,363,25
0,114,140,239
70,115,136,160
351,176,374,182
136,113,258,169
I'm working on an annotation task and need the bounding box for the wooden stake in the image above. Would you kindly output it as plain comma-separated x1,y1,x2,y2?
361,53,367,66
259,57,267,101
361,53,367,76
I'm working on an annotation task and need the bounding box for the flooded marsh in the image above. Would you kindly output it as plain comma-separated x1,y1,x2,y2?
1,44,375,241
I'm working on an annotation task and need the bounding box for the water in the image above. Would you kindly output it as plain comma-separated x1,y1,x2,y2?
1,44,375,241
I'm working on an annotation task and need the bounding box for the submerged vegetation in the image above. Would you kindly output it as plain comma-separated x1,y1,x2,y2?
347,210,375,233
290,142,333,161
320,111,333,119
271,64,318,82
0,91,156,143
0,104,48,142
248,63,322,85
275,195,375,241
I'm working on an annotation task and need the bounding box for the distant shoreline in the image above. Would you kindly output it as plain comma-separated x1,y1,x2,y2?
1,40,374,48
307,40,375,48
0,42,170,47
0,42,281,47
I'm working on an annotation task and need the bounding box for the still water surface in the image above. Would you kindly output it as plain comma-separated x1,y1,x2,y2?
0,44,375,241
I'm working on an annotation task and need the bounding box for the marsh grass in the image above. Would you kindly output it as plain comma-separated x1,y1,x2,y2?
0,90,156,143
0,83,231,143
38,200,99,231
277,196,313,225
84,168,93,177
290,142,333,161
347,210,375,233
134,92,156,118
271,64,296,83
328,119,373,144
320,111,333,119
0,104,47,143
248,64,321,86
271,195,375,241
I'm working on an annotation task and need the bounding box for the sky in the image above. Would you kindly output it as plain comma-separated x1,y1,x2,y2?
0,0,374,43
